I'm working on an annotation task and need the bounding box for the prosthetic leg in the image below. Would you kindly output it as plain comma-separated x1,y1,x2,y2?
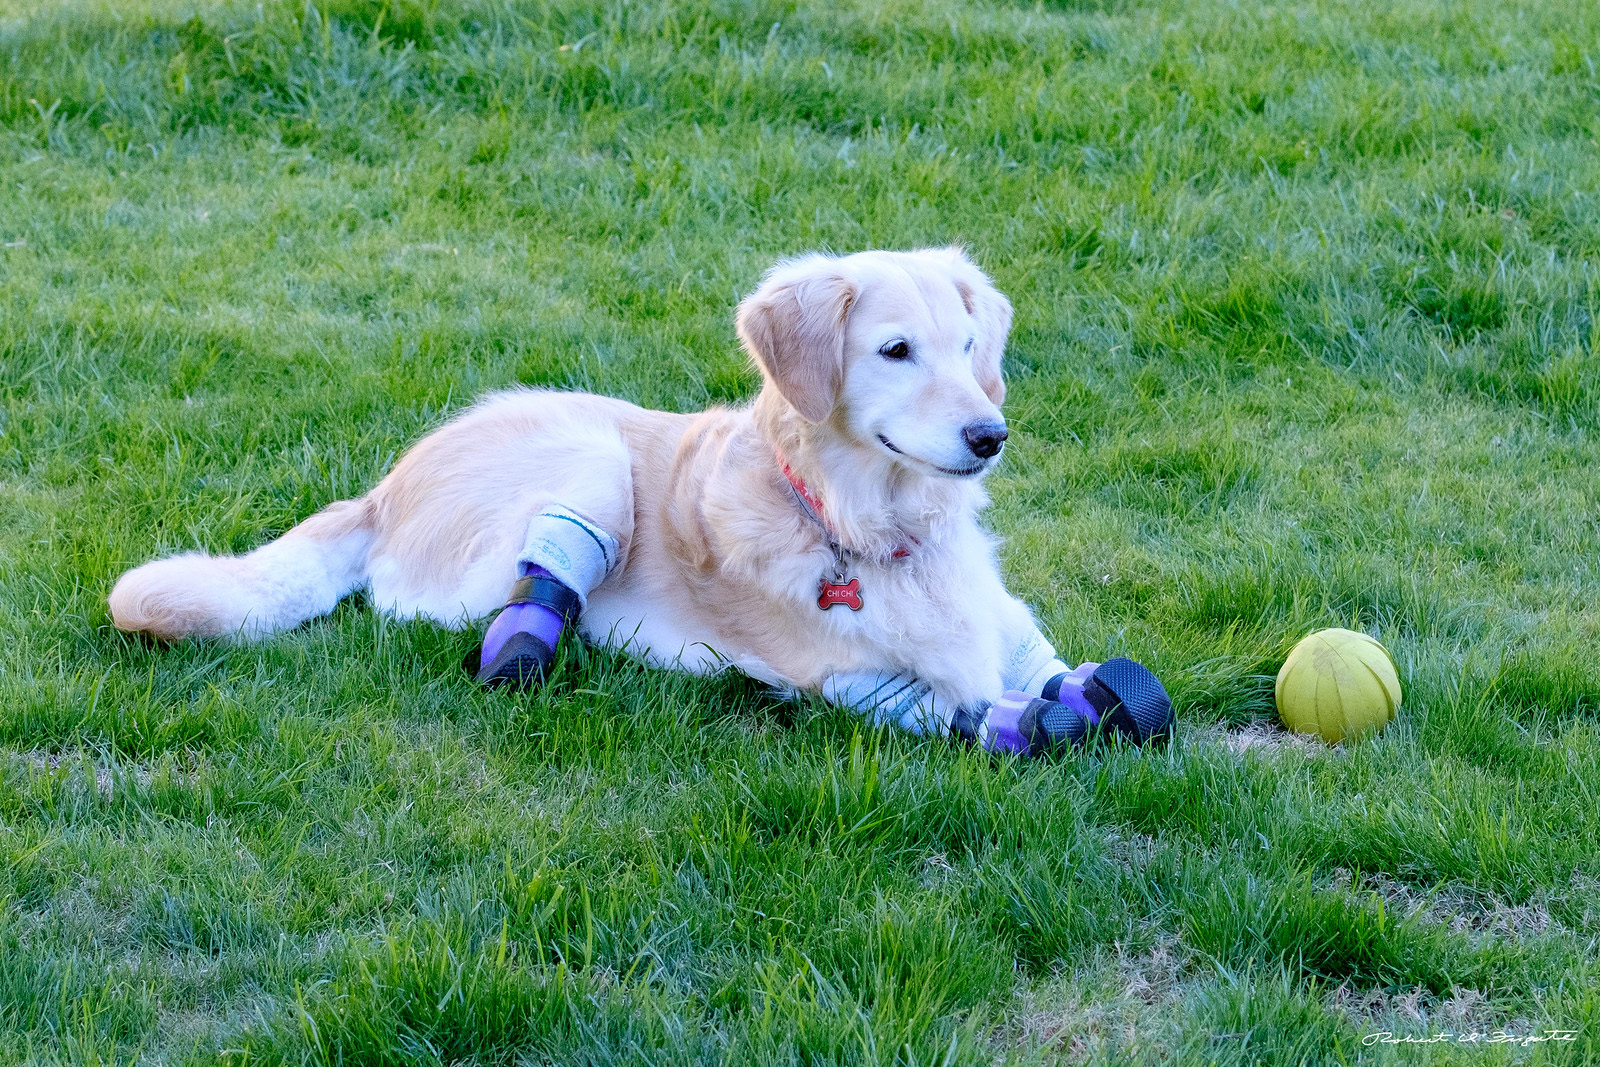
968,658,1175,756
471,506,618,689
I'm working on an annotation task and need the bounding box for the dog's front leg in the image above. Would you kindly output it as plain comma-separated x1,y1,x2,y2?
811,594,1089,747
817,616,1016,738
814,591,1068,738
993,594,1072,698
817,671,973,737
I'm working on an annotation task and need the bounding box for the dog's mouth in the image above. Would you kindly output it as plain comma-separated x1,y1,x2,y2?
877,434,987,478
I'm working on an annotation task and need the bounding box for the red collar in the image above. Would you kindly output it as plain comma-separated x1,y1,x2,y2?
776,449,913,560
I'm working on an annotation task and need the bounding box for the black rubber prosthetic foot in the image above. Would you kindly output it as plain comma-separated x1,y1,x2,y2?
473,630,556,690
1078,657,1176,746
465,570,580,692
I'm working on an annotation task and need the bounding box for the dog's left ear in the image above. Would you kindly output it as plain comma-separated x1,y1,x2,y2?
736,256,859,422
937,247,1013,405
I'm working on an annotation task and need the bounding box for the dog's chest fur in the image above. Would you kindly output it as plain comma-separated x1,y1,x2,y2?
582,405,1008,701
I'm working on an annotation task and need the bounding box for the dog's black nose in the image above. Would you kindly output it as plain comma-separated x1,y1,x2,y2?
962,420,1008,459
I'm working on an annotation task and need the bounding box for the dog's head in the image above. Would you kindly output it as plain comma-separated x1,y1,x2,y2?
736,248,1013,479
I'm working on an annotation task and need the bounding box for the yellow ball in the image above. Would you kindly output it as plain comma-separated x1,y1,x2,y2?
1274,628,1402,744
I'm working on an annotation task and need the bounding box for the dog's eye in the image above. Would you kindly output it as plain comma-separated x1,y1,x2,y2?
964,337,974,353
879,340,911,361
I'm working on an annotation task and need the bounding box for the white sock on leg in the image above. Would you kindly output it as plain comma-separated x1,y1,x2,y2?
1003,626,1070,697
519,506,619,603
820,672,962,736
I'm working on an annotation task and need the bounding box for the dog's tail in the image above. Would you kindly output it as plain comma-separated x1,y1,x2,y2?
109,498,376,642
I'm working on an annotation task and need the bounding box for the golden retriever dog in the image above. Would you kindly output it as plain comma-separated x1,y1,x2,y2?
109,248,1118,745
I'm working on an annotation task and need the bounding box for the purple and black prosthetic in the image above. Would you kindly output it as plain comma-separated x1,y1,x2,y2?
473,562,581,688
472,505,619,690
955,658,1175,756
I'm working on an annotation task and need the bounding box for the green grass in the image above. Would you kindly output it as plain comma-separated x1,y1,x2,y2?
2,0,1600,1062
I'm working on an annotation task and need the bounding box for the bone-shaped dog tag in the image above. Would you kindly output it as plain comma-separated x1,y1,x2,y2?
818,577,863,611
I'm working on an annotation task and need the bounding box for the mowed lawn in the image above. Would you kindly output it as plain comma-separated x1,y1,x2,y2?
3,0,1600,1062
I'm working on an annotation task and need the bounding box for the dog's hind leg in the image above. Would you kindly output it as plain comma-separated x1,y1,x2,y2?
366,401,636,628
457,429,636,689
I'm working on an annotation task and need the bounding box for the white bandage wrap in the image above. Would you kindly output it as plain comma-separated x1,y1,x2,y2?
518,506,618,605
821,672,959,735
1003,626,1070,698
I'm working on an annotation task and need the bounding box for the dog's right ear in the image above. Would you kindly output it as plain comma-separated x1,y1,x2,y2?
736,256,858,422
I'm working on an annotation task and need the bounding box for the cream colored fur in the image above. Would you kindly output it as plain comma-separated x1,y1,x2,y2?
109,248,1051,712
